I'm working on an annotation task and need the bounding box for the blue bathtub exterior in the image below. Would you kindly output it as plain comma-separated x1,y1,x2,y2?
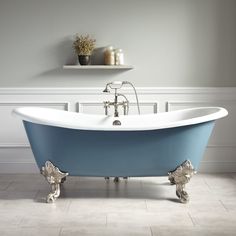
23,120,215,177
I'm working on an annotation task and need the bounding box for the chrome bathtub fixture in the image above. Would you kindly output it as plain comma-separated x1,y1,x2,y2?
113,120,121,126
168,160,196,204
104,99,129,116
103,81,140,117
105,176,128,182
41,161,69,203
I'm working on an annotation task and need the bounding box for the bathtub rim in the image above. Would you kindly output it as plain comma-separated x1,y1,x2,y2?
12,106,228,131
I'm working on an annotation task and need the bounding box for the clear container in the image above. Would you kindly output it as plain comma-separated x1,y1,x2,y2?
115,49,124,65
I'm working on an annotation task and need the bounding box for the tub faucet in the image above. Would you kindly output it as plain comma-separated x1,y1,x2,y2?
103,92,129,117
103,81,140,118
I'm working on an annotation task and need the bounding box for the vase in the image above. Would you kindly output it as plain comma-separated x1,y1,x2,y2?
78,55,90,65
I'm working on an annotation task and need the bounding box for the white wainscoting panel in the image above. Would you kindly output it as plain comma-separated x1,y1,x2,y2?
77,102,159,115
0,102,69,147
0,87,235,173
0,147,38,173
167,101,236,146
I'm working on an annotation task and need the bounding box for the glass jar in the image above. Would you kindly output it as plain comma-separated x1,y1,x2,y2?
104,46,115,65
115,49,124,65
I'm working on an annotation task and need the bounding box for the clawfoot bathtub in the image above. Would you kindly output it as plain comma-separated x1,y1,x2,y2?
13,106,227,203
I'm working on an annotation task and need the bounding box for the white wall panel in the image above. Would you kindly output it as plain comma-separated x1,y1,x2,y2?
77,102,158,115
0,102,69,147
167,101,236,146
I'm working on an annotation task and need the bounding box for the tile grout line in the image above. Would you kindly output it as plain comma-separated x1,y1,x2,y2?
150,226,154,236
58,227,63,236
17,216,25,228
4,181,13,191
203,178,212,190
65,200,71,212
219,199,229,212
188,212,196,226
105,213,108,226
145,199,148,211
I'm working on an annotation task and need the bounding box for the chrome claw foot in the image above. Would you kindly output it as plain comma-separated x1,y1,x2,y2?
176,184,189,203
168,160,196,204
41,161,69,203
61,177,67,184
46,183,60,203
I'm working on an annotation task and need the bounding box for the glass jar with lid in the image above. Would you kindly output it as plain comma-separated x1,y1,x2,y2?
115,49,124,65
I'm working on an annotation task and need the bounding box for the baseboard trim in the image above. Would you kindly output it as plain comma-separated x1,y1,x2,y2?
0,162,235,174
199,162,236,173
0,163,38,174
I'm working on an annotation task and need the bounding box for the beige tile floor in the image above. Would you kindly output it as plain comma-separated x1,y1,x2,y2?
0,173,236,235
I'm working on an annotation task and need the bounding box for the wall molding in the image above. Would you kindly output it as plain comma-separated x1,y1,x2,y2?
167,100,236,112
0,87,236,95
77,101,159,113
0,101,70,148
0,101,70,111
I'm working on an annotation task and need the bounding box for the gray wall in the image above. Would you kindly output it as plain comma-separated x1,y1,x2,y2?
0,0,235,87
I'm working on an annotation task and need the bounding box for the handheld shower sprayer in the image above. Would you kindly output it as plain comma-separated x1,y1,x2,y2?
103,81,124,93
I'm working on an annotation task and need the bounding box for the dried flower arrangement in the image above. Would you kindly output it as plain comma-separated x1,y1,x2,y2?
73,34,96,55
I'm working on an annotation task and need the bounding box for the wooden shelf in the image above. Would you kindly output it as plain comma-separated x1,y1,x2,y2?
63,65,134,70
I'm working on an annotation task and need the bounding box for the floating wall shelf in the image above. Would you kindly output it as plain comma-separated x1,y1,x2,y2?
63,65,134,70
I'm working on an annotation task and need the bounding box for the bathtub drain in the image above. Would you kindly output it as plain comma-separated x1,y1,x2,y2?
113,120,121,126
